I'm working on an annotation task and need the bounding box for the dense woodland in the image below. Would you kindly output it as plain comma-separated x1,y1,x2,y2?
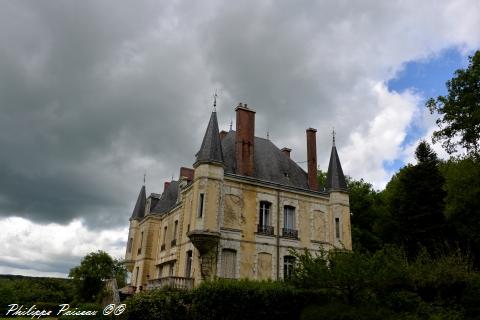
0,51,479,319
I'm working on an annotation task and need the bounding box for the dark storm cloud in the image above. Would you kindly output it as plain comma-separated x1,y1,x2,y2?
0,1,215,227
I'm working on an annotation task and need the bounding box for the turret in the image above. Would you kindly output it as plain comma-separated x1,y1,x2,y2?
326,131,351,249
189,109,225,282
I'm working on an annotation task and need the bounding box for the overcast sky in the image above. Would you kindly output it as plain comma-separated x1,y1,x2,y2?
0,0,479,277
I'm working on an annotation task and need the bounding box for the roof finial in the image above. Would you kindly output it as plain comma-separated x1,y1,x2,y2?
143,172,146,185
332,127,336,147
267,130,270,140
213,89,218,112
229,118,233,131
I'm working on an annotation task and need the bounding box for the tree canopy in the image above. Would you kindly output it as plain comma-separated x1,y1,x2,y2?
69,250,126,302
426,50,480,157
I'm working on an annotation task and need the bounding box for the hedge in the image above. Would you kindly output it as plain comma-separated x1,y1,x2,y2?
124,280,328,320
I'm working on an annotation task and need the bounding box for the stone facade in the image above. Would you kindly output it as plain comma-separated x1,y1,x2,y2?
124,103,351,291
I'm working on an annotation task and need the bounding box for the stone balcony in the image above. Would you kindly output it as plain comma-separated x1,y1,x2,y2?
147,276,194,290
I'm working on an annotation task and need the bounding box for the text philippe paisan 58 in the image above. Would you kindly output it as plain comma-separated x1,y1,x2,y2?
5,303,126,318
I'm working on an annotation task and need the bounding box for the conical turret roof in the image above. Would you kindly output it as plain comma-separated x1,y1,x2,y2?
130,185,146,220
194,111,224,167
326,145,347,192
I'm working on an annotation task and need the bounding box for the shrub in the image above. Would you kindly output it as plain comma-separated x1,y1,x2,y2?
125,289,191,320
191,279,326,320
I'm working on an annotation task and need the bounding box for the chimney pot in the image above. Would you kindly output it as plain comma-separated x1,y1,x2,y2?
164,181,171,192
281,147,292,158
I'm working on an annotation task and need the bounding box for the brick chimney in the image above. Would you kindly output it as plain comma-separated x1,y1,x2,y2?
306,128,318,191
179,167,194,182
281,147,291,158
235,103,256,176
164,181,171,192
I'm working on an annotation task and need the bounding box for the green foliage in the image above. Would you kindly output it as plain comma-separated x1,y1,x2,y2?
346,177,385,252
0,275,75,314
125,289,191,320
440,156,480,266
317,169,327,189
426,50,480,157
191,279,319,320
124,280,326,320
290,245,475,318
69,250,127,302
382,141,447,257
300,302,391,320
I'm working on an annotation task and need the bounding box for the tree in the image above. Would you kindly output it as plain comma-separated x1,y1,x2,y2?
426,50,480,157
347,178,385,252
384,141,446,257
69,250,126,302
441,156,480,267
317,169,327,190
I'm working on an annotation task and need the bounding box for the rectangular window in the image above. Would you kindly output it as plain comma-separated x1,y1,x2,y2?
283,256,296,279
138,232,144,255
173,221,178,240
258,201,273,235
171,221,178,247
135,266,140,287
161,226,167,251
335,218,340,239
284,206,295,229
259,201,271,226
198,193,205,217
185,250,193,278
221,249,237,279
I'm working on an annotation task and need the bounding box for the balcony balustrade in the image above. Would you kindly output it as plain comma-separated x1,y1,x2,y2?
257,224,274,236
282,228,298,239
147,276,194,290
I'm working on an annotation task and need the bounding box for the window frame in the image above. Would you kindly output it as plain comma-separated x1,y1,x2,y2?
335,217,341,239
198,193,205,217
283,255,296,279
259,201,271,227
283,205,296,230
221,249,237,279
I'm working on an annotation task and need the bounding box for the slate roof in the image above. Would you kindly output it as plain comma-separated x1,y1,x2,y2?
130,185,146,220
146,117,340,218
221,131,310,189
326,145,348,191
151,180,179,214
194,111,224,166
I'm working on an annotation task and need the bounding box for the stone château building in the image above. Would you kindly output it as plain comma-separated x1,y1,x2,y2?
124,103,351,291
